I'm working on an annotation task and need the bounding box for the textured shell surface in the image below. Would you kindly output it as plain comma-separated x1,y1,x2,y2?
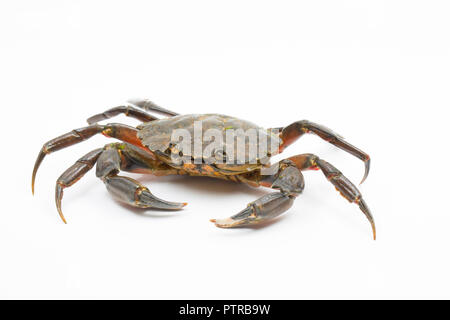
137,114,280,171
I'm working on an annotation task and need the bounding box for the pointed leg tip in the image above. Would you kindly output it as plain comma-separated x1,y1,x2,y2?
360,157,370,184
58,211,67,224
55,184,67,224
137,189,187,210
359,174,368,185
170,202,187,210
210,218,230,228
210,218,228,228
160,201,187,210
360,172,368,185
32,176,36,195
32,148,48,195
210,218,238,228
357,198,376,240
31,177,37,195
57,208,67,224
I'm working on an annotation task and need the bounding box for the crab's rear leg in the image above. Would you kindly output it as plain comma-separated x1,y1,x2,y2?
278,120,370,184
87,105,159,124
54,143,186,223
86,99,178,125
287,153,375,239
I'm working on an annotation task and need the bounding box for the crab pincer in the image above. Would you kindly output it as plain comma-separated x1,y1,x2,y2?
211,192,295,228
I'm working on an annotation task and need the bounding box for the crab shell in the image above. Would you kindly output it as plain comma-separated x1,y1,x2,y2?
137,114,281,175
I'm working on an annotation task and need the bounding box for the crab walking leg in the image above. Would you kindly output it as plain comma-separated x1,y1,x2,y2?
278,120,371,184
127,99,179,117
32,123,151,194
96,145,187,210
210,160,304,228
287,153,376,240
86,105,158,125
53,143,186,224
211,155,375,240
55,149,103,223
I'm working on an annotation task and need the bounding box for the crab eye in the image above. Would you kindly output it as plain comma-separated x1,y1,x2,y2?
213,149,227,163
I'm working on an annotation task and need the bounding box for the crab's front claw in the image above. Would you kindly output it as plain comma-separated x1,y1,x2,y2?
104,176,187,210
211,192,295,228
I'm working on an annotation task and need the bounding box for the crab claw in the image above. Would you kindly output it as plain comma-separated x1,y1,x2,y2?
104,176,187,210
136,189,188,210
211,192,295,228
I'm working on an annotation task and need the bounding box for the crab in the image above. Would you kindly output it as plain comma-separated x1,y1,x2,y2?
32,99,375,239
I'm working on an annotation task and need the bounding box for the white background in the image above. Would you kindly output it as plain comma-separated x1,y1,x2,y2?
1,1,449,299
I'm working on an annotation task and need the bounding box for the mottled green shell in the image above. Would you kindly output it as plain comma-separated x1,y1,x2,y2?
137,114,281,174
